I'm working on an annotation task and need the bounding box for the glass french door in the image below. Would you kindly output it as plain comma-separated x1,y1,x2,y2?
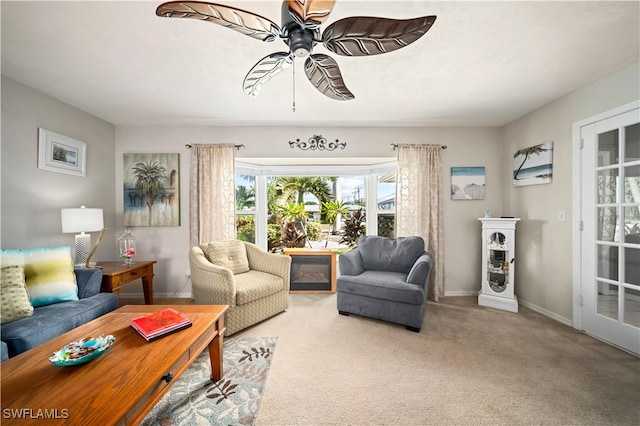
580,106,640,355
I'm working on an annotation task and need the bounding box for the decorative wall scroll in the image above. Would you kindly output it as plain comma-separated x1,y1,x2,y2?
289,135,346,151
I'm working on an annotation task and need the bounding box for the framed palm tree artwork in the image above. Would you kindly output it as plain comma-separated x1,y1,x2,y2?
123,153,180,226
513,142,554,187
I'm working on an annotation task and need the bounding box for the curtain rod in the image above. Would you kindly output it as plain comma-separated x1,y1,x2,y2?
390,144,447,150
185,144,245,150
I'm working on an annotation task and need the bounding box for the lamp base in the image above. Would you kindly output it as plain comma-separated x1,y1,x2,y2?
74,233,91,266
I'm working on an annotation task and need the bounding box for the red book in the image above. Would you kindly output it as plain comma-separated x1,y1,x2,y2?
130,308,192,342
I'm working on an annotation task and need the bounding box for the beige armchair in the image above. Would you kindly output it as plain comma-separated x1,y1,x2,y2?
189,240,291,336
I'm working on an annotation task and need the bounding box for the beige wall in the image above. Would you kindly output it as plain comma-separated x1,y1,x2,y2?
115,126,503,298
1,76,117,259
2,62,638,326
502,63,640,322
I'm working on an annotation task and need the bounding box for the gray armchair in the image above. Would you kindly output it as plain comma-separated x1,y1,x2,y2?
337,235,433,332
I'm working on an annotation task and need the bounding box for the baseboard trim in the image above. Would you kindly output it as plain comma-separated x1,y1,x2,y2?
444,290,479,297
519,298,572,327
442,291,574,328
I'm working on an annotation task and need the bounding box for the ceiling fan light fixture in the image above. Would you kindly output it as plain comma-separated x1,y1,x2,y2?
156,1,436,101
289,29,313,58
294,47,310,58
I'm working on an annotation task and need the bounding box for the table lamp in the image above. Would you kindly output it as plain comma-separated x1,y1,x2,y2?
61,206,105,267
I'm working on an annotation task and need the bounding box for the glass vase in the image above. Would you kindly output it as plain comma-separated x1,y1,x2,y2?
118,229,136,266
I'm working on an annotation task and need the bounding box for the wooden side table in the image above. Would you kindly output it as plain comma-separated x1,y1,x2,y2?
96,260,156,305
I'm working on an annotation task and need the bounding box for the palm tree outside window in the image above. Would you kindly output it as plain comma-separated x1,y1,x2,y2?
235,174,256,243
233,162,397,250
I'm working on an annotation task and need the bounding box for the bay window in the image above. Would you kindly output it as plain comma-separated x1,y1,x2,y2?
235,161,396,250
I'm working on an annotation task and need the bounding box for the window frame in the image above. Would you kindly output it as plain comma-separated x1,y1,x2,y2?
235,161,397,250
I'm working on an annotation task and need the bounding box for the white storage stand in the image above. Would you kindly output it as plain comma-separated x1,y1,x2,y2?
478,218,520,313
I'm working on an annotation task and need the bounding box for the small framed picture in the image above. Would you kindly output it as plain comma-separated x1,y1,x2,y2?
513,141,553,186
451,166,485,200
38,128,87,177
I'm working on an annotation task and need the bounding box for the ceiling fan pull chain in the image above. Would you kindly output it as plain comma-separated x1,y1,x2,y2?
292,56,296,113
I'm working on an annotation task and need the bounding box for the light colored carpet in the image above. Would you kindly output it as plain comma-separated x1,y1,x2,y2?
236,294,640,426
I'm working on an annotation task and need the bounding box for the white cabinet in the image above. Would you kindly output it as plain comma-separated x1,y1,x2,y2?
478,218,520,312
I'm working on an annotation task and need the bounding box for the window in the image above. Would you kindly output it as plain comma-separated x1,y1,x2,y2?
235,174,256,243
377,172,396,238
235,161,396,250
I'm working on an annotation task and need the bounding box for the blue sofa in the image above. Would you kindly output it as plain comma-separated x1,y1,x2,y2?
1,268,118,361
337,235,433,332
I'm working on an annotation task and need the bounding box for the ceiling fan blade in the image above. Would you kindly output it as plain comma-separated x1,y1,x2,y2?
304,54,354,101
321,15,436,56
156,1,281,42
286,0,336,30
243,52,294,98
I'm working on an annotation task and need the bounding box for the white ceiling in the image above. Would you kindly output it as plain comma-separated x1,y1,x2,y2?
1,1,638,128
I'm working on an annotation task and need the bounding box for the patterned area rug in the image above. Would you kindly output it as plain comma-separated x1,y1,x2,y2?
142,336,277,426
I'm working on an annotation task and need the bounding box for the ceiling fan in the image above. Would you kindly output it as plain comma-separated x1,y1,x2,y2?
156,1,436,101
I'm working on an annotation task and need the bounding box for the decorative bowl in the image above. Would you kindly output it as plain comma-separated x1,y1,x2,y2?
49,334,115,366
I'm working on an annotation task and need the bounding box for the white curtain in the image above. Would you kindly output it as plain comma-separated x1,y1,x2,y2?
189,144,236,246
396,144,445,301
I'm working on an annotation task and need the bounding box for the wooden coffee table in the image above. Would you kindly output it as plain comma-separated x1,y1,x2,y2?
1,305,228,425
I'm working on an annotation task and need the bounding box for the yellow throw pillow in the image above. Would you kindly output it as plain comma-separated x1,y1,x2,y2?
1,265,35,324
208,240,250,274
0,246,78,307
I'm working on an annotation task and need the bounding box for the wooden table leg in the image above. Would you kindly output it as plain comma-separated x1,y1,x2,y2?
141,275,154,305
209,318,225,381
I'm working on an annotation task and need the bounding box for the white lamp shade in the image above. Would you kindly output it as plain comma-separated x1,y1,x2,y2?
61,207,104,234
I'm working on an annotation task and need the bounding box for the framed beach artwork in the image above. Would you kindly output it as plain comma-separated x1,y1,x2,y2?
513,142,554,187
38,128,86,177
451,167,485,200
123,153,180,226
